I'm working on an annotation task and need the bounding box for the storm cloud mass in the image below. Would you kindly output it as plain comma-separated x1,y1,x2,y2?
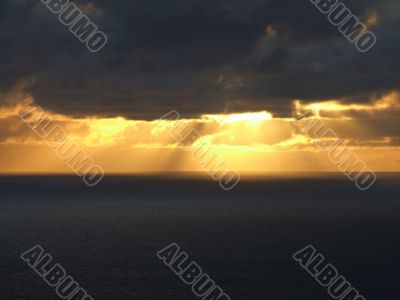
0,0,399,119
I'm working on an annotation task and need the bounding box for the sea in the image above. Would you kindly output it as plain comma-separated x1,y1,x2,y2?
0,173,399,299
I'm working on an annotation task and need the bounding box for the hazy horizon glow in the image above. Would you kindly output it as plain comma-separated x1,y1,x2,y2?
0,86,399,174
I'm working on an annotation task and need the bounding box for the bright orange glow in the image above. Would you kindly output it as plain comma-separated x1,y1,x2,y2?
294,92,400,117
202,111,273,125
0,89,399,174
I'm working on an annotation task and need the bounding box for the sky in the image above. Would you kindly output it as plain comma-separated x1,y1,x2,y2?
0,0,399,173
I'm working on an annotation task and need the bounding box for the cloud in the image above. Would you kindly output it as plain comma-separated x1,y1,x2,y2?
0,86,399,148
0,86,399,173
294,92,400,117
0,0,398,119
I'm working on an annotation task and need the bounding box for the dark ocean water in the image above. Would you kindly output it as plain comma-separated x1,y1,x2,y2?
0,174,399,300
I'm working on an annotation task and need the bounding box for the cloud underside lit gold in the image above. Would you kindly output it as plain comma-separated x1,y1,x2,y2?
0,89,400,173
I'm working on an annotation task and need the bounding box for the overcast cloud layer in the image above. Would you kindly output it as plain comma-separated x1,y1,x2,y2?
0,0,399,119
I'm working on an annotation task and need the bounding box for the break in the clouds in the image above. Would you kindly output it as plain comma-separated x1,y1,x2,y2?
1,87,400,173
0,0,399,119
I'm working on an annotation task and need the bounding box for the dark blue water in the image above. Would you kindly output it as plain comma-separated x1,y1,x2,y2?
0,174,399,299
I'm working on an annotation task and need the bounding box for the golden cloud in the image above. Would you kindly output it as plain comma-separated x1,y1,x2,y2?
0,88,399,173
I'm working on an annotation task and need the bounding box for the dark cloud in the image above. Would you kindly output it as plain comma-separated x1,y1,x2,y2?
0,0,399,119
